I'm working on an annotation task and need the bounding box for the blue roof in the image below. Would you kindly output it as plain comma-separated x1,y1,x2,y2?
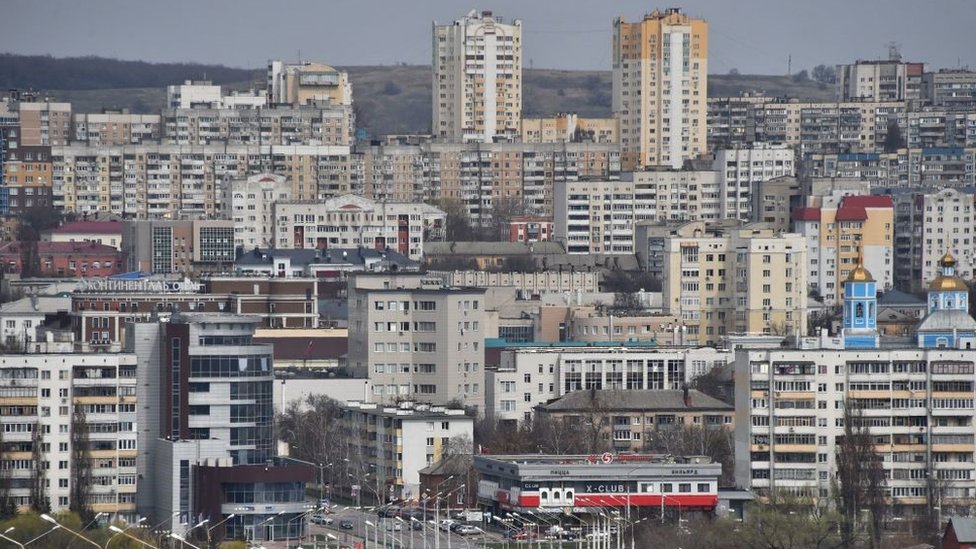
485,338,658,349
922,147,964,156
109,271,153,280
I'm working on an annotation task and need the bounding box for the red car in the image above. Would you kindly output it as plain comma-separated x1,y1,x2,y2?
508,530,538,541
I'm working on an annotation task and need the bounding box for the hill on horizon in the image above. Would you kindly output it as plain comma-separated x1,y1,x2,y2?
0,54,836,138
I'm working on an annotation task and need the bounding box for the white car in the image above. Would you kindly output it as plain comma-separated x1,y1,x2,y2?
385,522,403,532
438,520,456,532
455,525,482,536
585,531,611,540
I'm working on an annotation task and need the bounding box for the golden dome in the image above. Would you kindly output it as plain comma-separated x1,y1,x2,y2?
940,252,957,268
929,275,969,292
847,264,874,282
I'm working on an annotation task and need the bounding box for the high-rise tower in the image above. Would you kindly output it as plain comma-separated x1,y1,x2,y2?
433,9,522,143
613,8,708,170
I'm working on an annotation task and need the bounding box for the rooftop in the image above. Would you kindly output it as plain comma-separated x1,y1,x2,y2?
47,220,123,235
0,296,71,314
255,337,347,361
0,241,122,255
342,400,470,419
236,247,418,269
538,389,732,413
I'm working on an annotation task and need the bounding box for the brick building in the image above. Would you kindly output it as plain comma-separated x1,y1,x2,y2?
0,241,125,277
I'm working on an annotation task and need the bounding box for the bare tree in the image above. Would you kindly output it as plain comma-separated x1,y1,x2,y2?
70,405,94,522
834,403,886,548
29,420,49,513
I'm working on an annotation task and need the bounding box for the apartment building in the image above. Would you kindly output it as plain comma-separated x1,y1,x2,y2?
166,81,223,108
0,351,139,518
72,112,161,146
659,221,808,345
220,173,291,250
906,109,976,149
432,10,522,143
922,69,976,110
486,345,730,424
162,103,354,146
793,193,894,303
267,61,353,106
537,389,733,452
338,401,472,501
836,59,924,101
804,149,976,189
50,143,353,217
735,257,976,518
120,219,236,274
128,313,312,541
521,114,618,144
273,194,446,261
750,176,802,233
706,96,906,153
0,296,70,349
613,8,708,170
713,143,795,221
891,187,976,293
19,102,71,146
431,270,598,297
553,170,722,254
0,241,125,278
2,144,53,214
346,273,488,411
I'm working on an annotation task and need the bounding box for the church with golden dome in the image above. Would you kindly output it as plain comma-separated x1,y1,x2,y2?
916,252,976,349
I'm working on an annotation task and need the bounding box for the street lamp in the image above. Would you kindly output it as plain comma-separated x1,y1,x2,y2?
169,533,203,549
108,525,158,549
364,520,377,549
205,513,236,548
40,515,101,549
0,527,25,549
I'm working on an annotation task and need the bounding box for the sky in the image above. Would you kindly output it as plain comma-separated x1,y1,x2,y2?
2,0,974,74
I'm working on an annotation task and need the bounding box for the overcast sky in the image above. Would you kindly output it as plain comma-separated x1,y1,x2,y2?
2,0,974,74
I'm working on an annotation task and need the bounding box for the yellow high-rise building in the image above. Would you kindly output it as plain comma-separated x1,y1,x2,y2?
613,8,708,170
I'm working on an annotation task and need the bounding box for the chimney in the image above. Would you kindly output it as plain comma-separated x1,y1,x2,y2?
683,383,691,408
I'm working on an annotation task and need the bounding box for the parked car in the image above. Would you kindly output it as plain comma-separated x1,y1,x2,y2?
455,525,481,536
385,521,402,532
310,515,333,525
438,519,455,532
411,520,424,531
509,530,537,541
339,520,355,530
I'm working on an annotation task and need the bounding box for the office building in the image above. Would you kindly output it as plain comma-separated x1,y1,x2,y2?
433,10,522,143
121,219,236,274
346,272,488,411
735,255,976,519
613,8,708,170
128,313,312,542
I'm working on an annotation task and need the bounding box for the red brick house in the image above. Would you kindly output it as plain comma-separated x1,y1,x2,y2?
0,241,126,277
944,517,976,549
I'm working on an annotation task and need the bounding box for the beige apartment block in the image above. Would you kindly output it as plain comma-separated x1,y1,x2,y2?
267,61,353,106
521,114,618,144
613,8,708,170
19,102,72,146
433,10,522,143
661,221,808,345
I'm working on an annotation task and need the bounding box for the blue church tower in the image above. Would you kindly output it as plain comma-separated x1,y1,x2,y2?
916,253,976,349
842,253,879,349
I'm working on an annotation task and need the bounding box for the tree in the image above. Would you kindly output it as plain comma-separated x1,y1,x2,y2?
793,69,810,83
438,198,477,242
811,64,837,84
16,207,64,278
728,68,741,76
834,403,886,548
29,420,49,513
69,406,94,523
735,494,844,549
381,81,402,96
487,195,528,241
643,424,736,487
600,270,662,293
612,292,641,312
883,119,906,152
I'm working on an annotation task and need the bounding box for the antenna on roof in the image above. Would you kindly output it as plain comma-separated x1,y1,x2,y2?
886,42,902,62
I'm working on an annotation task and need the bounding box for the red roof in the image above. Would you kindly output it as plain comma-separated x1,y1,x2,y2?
255,337,347,361
841,195,893,209
49,221,123,235
792,207,821,221
835,195,893,222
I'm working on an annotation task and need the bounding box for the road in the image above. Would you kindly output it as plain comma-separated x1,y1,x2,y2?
302,506,502,549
